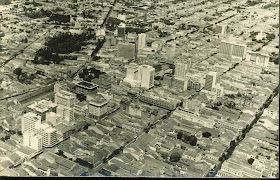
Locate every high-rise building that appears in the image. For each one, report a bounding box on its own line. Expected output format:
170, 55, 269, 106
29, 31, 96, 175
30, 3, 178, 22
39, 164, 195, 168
166, 43, 176, 60
220, 40, 247, 60
54, 81, 66, 94
175, 60, 191, 80
138, 33, 146, 50
123, 64, 155, 89
123, 63, 141, 87
141, 65, 155, 89
21, 112, 41, 134
173, 78, 188, 91
46, 112, 62, 126
215, 24, 227, 35
118, 42, 136, 60
23, 132, 43, 151
204, 72, 218, 91
212, 83, 224, 97
35, 123, 57, 148
55, 90, 76, 108
246, 51, 270, 67
56, 105, 74, 122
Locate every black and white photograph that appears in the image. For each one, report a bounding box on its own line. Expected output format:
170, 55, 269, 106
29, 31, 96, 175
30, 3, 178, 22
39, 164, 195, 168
0, 0, 279, 178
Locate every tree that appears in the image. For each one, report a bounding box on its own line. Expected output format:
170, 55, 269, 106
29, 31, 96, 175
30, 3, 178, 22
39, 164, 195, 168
13, 67, 23, 79
230, 140, 236, 147
266, 33, 276, 41
248, 158, 254, 165
153, 64, 162, 72
170, 151, 181, 162
189, 135, 197, 146
225, 101, 236, 109
182, 134, 190, 143
76, 93, 86, 102
202, 132, 212, 138
177, 131, 183, 140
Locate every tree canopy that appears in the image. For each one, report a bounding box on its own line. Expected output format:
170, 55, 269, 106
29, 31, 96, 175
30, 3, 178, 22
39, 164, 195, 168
202, 132, 212, 138
170, 151, 181, 162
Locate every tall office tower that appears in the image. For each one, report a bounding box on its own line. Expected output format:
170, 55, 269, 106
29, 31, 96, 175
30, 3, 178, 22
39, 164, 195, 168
123, 64, 155, 89
36, 123, 57, 147
215, 24, 227, 35
141, 65, 155, 89
220, 40, 247, 60
23, 132, 43, 151
204, 72, 218, 91
117, 23, 126, 39
123, 63, 142, 87
213, 83, 224, 97
246, 51, 270, 67
117, 42, 136, 60
55, 90, 76, 108
21, 112, 41, 134
166, 43, 176, 60
54, 81, 70, 94
56, 105, 74, 122
138, 33, 146, 50
174, 60, 192, 80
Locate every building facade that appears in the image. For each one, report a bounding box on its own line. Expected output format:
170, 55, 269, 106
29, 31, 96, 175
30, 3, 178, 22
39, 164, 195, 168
174, 61, 191, 80
220, 41, 247, 60
21, 112, 41, 134
245, 51, 270, 67
204, 72, 218, 91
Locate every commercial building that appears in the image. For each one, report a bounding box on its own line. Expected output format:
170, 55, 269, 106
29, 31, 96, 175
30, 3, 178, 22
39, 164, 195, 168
46, 112, 62, 126
212, 83, 224, 97
55, 90, 76, 108
27, 100, 57, 121
54, 81, 68, 94
21, 112, 41, 134
23, 132, 43, 152
74, 81, 98, 95
36, 123, 57, 148
220, 40, 247, 60
187, 76, 203, 91
173, 78, 188, 91
73, 101, 89, 119
123, 63, 141, 87
138, 33, 146, 50
166, 43, 176, 60
174, 60, 191, 80
56, 105, 74, 122
214, 24, 227, 35
88, 94, 110, 119
245, 51, 270, 67
140, 65, 155, 89
204, 72, 218, 91
123, 64, 155, 89
139, 92, 180, 110
118, 42, 136, 60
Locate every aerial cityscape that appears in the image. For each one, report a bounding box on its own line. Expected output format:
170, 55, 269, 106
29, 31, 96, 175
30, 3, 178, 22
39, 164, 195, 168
0, 0, 279, 177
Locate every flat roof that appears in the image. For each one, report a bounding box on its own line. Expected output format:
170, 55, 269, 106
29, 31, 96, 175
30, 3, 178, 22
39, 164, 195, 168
76, 81, 98, 89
